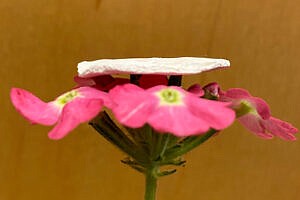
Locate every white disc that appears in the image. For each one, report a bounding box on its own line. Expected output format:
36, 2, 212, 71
77, 57, 230, 77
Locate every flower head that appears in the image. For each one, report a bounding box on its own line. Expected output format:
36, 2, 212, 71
10, 87, 109, 140
219, 88, 298, 140
108, 83, 235, 137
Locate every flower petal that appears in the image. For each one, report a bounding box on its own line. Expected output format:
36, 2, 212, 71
10, 88, 60, 125
219, 87, 297, 141
48, 98, 104, 140
220, 88, 271, 119
186, 94, 236, 130
109, 84, 156, 127
148, 106, 210, 136
250, 97, 271, 119
269, 117, 298, 134
262, 117, 297, 141
73, 76, 96, 87
147, 86, 235, 135
238, 114, 273, 139
76, 86, 111, 107
187, 84, 204, 97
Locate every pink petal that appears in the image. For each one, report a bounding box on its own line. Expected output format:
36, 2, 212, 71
238, 114, 273, 139
249, 97, 271, 119
187, 84, 204, 97
48, 98, 104, 140
109, 84, 156, 127
222, 88, 251, 99
10, 88, 61, 125
76, 86, 111, 107
186, 94, 236, 130
147, 86, 235, 135
138, 75, 168, 89
148, 105, 210, 136
262, 117, 297, 141
74, 76, 96, 87
269, 117, 298, 134
101, 77, 130, 91
220, 88, 271, 119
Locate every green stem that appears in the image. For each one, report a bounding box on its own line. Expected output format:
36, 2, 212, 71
159, 134, 170, 159
165, 129, 217, 160
144, 167, 158, 200
90, 112, 148, 164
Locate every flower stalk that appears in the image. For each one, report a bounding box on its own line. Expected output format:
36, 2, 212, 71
144, 165, 158, 200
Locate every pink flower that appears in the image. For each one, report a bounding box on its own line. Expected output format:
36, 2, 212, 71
219, 88, 298, 140
10, 87, 109, 140
108, 83, 235, 137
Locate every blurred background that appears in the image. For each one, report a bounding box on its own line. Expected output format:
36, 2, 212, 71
1, 0, 299, 199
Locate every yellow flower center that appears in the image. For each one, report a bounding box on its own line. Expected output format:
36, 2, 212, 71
56, 90, 79, 106
235, 100, 258, 117
156, 88, 184, 106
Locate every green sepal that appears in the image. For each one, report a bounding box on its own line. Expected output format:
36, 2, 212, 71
157, 169, 177, 177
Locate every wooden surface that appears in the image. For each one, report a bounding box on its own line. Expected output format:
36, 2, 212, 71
1, 0, 299, 199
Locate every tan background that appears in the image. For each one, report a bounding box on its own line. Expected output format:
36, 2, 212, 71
1, 0, 300, 199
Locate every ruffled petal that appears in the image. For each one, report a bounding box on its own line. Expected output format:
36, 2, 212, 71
10, 88, 61, 125
186, 94, 235, 130
146, 85, 235, 135
262, 117, 297, 141
269, 117, 298, 134
76, 86, 112, 107
148, 105, 210, 136
238, 114, 273, 139
220, 88, 271, 119
109, 84, 156, 128
48, 98, 104, 140
249, 97, 271, 119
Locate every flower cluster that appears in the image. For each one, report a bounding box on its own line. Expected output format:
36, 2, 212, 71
10, 58, 297, 141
